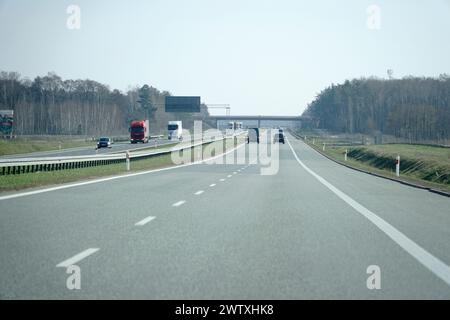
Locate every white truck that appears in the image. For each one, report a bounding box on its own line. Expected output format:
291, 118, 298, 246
168, 121, 183, 141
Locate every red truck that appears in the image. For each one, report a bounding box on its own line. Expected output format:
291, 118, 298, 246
129, 119, 150, 143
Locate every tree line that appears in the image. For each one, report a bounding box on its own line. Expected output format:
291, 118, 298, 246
0, 71, 212, 136
303, 75, 450, 143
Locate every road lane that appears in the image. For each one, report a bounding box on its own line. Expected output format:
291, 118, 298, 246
0, 146, 246, 298
73, 141, 450, 299
286, 136, 450, 287
0, 137, 449, 299
0, 139, 173, 159
286, 133, 450, 273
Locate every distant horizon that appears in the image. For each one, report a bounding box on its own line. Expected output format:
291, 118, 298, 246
1, 0, 450, 116
2, 69, 448, 117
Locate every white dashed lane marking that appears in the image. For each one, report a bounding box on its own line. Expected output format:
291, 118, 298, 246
135, 216, 156, 226
172, 200, 186, 207
56, 248, 100, 268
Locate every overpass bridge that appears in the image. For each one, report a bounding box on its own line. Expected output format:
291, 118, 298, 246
209, 115, 305, 128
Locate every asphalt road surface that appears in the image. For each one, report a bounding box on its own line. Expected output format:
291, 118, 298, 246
0, 138, 173, 159
0, 133, 449, 299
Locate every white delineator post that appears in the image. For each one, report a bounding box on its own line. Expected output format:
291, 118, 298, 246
323, 143, 326, 151
345, 149, 348, 161
395, 155, 400, 177
126, 150, 130, 171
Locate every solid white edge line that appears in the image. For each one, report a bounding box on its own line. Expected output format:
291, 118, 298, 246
194, 190, 204, 195
56, 248, 99, 268
286, 137, 450, 287
135, 216, 156, 226
172, 200, 186, 207
0, 142, 246, 201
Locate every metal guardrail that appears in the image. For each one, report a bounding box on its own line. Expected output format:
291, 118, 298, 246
0, 132, 247, 176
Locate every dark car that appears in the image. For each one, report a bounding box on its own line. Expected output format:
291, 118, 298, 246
97, 137, 112, 149
274, 133, 285, 144
247, 129, 260, 144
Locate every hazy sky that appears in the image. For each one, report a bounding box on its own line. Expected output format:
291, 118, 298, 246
1, 0, 450, 115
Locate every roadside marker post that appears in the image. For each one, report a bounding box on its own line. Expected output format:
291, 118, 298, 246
345, 149, 348, 161
395, 155, 400, 177
323, 143, 326, 151
126, 150, 130, 171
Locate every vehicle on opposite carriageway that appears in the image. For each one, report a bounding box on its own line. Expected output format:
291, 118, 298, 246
130, 120, 150, 144
96, 137, 113, 149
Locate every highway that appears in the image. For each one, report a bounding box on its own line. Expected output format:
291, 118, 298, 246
0, 132, 449, 299
0, 138, 173, 159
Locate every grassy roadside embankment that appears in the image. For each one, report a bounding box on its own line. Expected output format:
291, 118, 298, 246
0, 136, 244, 192
0, 137, 96, 156
293, 131, 450, 194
